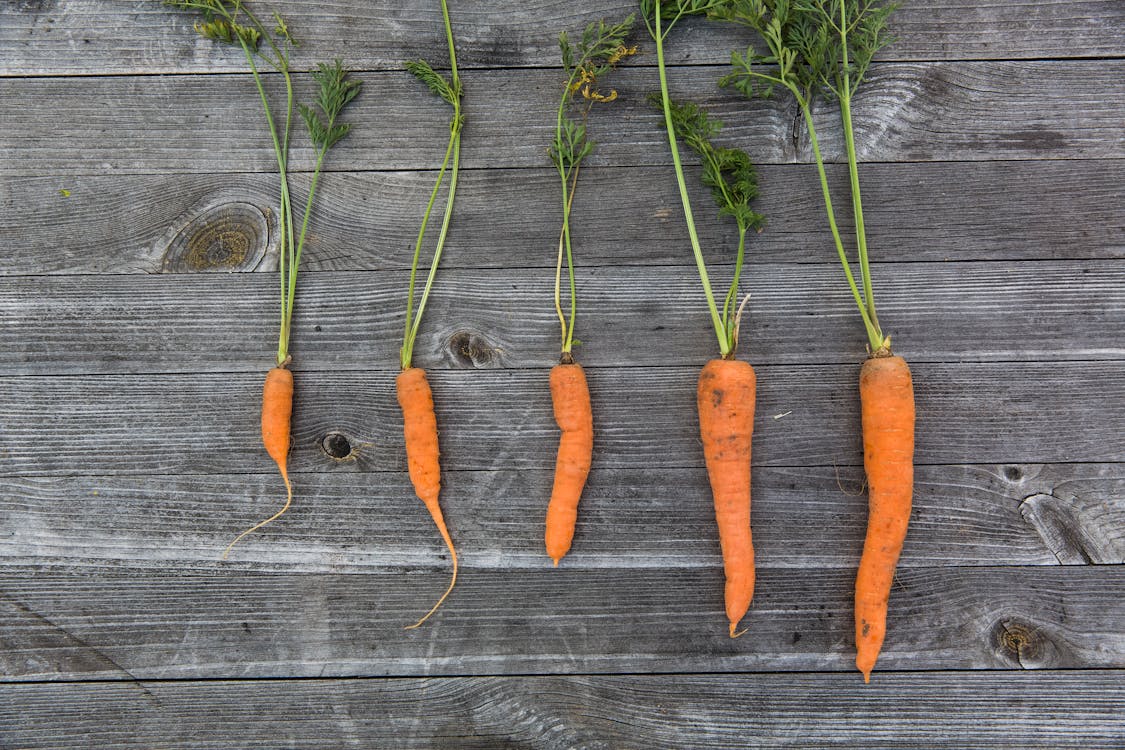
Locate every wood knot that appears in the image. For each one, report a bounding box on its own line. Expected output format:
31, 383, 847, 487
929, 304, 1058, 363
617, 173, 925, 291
991, 618, 1062, 669
446, 330, 501, 369
162, 202, 270, 272
320, 431, 355, 461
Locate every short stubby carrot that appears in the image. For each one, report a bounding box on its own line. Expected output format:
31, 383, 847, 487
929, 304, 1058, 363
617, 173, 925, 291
697, 358, 757, 637
223, 365, 294, 559
545, 362, 594, 566
855, 354, 915, 682
397, 367, 458, 629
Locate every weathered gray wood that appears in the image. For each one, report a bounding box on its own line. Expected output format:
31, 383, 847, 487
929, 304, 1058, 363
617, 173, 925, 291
2, 464, 1121, 571
4, 672, 1125, 749
3, 62, 1122, 176
0, 362, 1121, 477
3, 672, 1124, 750
2, 260, 1121, 375
3, 160, 1123, 276
1, 565, 1122, 679
3, 1, 1123, 76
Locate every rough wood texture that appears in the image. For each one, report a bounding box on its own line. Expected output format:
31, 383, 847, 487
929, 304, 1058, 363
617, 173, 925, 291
0, 362, 1122, 477
2, 260, 1122, 375
2, 62, 1123, 176
2, 1, 1122, 75
2, 672, 1124, 749
2, 464, 1121, 572
4, 160, 1123, 276
1, 566, 1122, 680
3, 0, 1123, 745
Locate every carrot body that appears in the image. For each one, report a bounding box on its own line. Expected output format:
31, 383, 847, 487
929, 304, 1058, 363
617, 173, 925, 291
697, 358, 757, 637
855, 354, 915, 682
545, 363, 594, 566
396, 367, 457, 628
223, 366, 294, 559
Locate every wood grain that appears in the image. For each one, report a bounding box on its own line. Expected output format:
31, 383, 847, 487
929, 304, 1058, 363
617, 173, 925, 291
2, 62, 1122, 176
2, 672, 1123, 749
0, 362, 1121, 477
1, 565, 1122, 680
2, 260, 1121, 375
3, 160, 1123, 276
2, 464, 1121, 572
2, 1, 1122, 76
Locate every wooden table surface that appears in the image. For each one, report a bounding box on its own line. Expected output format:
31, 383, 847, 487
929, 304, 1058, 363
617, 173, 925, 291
2, 1, 1124, 747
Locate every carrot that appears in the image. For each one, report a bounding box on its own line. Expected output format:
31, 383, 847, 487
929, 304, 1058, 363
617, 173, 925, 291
543, 17, 632, 565
646, 0, 766, 636
397, 367, 457, 629
545, 361, 595, 565
697, 358, 757, 637
223, 365, 294, 559
855, 353, 915, 682
396, 1, 463, 628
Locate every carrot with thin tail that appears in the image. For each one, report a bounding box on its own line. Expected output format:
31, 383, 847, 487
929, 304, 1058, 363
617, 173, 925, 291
544, 15, 635, 565
643, 0, 766, 636
713, 0, 913, 679
398, 0, 463, 628
164, 2, 361, 557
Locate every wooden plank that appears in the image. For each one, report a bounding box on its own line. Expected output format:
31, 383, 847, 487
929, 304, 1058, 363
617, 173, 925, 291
0, 565, 1122, 680
2, 464, 1121, 571
3, 672, 1123, 749
3, 1, 1123, 76
2, 260, 1121, 376
2, 62, 1122, 176
3, 161, 1123, 277
0, 362, 1121, 477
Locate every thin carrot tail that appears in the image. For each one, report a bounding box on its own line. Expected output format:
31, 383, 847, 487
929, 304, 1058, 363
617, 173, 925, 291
222, 464, 292, 560
405, 503, 458, 630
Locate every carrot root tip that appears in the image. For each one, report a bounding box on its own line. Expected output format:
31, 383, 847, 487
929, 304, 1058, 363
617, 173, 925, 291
729, 622, 748, 639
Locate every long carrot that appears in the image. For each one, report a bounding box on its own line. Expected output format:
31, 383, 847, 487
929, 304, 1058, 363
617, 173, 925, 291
223, 365, 294, 559
397, 367, 457, 629
855, 353, 914, 682
395, 0, 463, 628
545, 361, 595, 565
698, 358, 757, 637
644, 0, 766, 636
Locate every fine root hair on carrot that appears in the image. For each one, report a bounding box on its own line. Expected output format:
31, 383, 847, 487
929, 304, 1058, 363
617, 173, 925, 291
222, 474, 292, 561
404, 533, 458, 631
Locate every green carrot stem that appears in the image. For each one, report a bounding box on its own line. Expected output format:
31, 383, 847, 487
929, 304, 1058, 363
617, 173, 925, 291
403, 128, 457, 359
799, 100, 882, 351
654, 2, 729, 357
839, 82, 880, 337
405, 127, 462, 367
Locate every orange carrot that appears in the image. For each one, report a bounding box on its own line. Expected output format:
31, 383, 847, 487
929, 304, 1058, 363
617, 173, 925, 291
855, 353, 915, 682
223, 365, 293, 559
697, 358, 757, 637
545, 361, 594, 565
397, 367, 457, 628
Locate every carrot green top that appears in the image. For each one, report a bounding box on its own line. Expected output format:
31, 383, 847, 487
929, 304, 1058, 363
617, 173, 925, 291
164, 0, 360, 366
400, 0, 463, 371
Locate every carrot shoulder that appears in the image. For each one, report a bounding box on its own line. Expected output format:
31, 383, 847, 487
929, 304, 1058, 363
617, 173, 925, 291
855, 354, 915, 682
697, 358, 757, 637
223, 365, 294, 559
397, 367, 458, 628
545, 362, 594, 565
